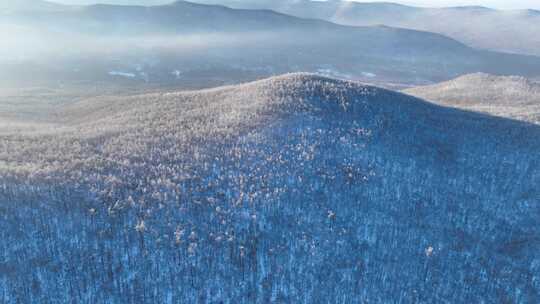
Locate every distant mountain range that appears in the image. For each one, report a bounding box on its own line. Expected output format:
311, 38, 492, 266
3, 73, 540, 302
7, 1, 330, 34
405, 73, 540, 123
3, 0, 540, 87
193, 0, 540, 56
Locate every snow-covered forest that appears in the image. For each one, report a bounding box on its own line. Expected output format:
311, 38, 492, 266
1, 74, 539, 303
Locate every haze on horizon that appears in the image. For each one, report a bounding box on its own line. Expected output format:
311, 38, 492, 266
50, 0, 540, 10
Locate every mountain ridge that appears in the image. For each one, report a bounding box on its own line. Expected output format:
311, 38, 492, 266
191, 0, 540, 56
4, 1, 540, 87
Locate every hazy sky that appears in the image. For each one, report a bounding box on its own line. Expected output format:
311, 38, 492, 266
52, 0, 540, 10
370, 0, 540, 9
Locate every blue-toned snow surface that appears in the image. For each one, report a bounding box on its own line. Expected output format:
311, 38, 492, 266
1, 74, 539, 303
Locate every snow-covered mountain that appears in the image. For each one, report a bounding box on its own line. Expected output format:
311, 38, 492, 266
2, 74, 539, 302
193, 0, 540, 57
405, 72, 540, 123
3, 1, 540, 87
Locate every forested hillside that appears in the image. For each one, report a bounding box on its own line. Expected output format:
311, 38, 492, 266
1, 74, 539, 303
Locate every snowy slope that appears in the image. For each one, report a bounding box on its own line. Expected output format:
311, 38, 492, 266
405, 72, 540, 123
1, 74, 540, 303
